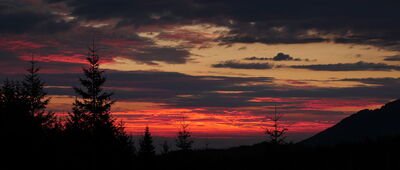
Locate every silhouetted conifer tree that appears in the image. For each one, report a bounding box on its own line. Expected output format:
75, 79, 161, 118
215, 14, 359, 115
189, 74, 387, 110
138, 126, 155, 158
22, 56, 56, 129
0, 80, 31, 167
0, 80, 28, 134
176, 120, 193, 151
0, 57, 56, 137
67, 41, 114, 130
265, 105, 287, 145
0, 58, 58, 168
21, 57, 64, 168
65, 39, 134, 169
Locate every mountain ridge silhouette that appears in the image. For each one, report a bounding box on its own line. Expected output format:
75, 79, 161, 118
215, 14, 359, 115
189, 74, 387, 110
301, 99, 400, 146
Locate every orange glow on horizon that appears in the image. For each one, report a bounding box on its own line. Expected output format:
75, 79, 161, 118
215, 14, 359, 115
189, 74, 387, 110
112, 109, 335, 138
47, 95, 383, 139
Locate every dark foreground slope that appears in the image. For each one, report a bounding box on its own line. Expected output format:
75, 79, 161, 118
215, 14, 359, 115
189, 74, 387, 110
151, 137, 400, 170
301, 99, 400, 146
148, 100, 400, 170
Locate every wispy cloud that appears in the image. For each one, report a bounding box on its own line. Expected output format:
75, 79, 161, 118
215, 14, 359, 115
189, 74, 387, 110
384, 55, 400, 61
291, 61, 400, 71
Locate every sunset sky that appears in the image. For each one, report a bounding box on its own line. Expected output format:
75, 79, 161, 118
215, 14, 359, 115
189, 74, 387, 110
1, 0, 400, 148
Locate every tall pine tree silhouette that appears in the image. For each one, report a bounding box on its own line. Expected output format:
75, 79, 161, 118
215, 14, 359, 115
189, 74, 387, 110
265, 105, 287, 145
0, 80, 28, 142
0, 57, 57, 168
21, 56, 60, 168
68, 41, 114, 130
22, 56, 55, 129
138, 126, 155, 158
0, 80, 31, 167
1, 56, 54, 133
65, 39, 134, 169
176, 118, 193, 152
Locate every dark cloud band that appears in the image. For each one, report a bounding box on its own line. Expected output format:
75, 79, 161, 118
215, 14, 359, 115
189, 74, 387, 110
212, 60, 274, 69
291, 61, 400, 71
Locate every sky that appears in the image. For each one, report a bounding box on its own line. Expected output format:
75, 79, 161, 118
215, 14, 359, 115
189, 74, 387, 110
1, 0, 400, 148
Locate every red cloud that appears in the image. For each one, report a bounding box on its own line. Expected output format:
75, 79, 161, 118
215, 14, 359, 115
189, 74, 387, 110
19, 54, 87, 64
0, 40, 47, 50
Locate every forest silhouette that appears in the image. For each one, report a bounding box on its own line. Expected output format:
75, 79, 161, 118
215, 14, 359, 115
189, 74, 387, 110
1, 41, 400, 170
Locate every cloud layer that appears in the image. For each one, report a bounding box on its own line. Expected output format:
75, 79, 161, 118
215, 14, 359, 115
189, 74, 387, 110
384, 55, 400, 61
291, 61, 400, 71
0, 0, 398, 51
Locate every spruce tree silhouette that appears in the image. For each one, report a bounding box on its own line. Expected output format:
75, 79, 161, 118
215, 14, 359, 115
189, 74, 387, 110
176, 118, 193, 152
0, 80, 30, 149
67, 41, 114, 130
0, 80, 30, 166
65, 39, 134, 169
22, 56, 56, 129
138, 126, 155, 158
265, 105, 287, 145
0, 58, 58, 168
21, 57, 59, 166
0, 80, 27, 131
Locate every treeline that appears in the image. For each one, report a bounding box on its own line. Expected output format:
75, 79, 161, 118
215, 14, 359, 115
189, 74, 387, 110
0, 43, 193, 169
0, 45, 134, 169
